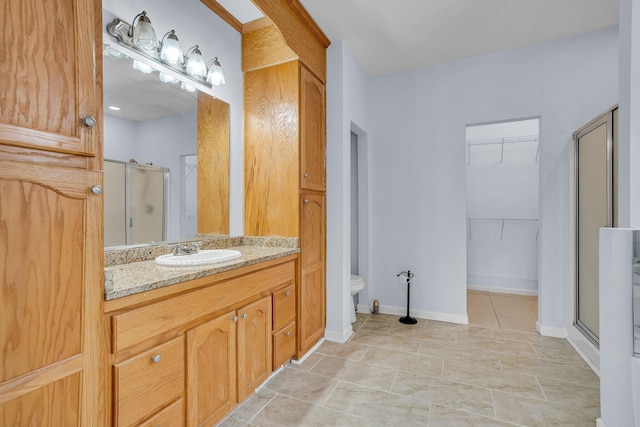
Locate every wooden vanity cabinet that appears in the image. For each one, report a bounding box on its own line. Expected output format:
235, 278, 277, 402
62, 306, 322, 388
105, 258, 296, 427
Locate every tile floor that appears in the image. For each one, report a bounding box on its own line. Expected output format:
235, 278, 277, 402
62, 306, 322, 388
219, 291, 600, 426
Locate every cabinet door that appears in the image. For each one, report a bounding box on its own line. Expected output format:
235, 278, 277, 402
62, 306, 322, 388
237, 297, 272, 401
299, 193, 326, 354
186, 311, 237, 427
1, 0, 97, 158
300, 66, 326, 191
0, 160, 103, 426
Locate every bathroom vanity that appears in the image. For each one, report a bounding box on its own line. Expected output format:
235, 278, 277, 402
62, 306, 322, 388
103, 238, 299, 426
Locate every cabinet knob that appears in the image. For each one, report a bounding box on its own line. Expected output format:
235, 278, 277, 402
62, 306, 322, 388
90, 185, 102, 195
304, 173, 309, 178
285, 331, 291, 336
242, 313, 248, 319
232, 316, 238, 322
151, 354, 161, 363
284, 291, 290, 297
80, 116, 97, 128
303, 199, 309, 204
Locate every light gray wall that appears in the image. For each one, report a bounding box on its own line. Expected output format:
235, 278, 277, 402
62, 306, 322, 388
325, 39, 370, 341
326, 27, 618, 333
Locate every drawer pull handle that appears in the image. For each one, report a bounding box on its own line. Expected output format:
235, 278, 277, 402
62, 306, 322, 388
151, 354, 161, 363
232, 316, 238, 322
285, 331, 291, 336
284, 291, 290, 297
242, 313, 248, 319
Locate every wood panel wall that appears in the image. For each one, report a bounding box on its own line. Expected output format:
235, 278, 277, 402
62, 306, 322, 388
197, 94, 230, 235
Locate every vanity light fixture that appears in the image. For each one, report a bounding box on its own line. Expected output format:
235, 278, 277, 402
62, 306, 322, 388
185, 45, 207, 80
130, 11, 159, 56
206, 57, 225, 86
181, 82, 197, 93
106, 12, 224, 94
160, 30, 183, 66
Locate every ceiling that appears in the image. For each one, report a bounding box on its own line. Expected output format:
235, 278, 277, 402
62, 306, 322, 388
298, 0, 619, 77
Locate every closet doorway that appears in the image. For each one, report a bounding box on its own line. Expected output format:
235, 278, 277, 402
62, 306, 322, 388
465, 118, 540, 329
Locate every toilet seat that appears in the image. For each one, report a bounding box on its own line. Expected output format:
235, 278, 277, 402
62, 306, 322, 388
351, 275, 365, 294
350, 275, 365, 323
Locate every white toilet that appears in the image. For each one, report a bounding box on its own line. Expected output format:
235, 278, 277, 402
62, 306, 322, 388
350, 274, 365, 323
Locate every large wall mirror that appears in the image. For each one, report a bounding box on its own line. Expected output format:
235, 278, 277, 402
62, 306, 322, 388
102, 0, 243, 248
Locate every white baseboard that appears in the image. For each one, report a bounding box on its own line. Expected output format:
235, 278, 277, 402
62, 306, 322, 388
290, 338, 324, 365
379, 304, 468, 325
467, 275, 537, 294
468, 284, 538, 296
537, 323, 569, 338
567, 324, 600, 374
356, 303, 371, 314
596, 418, 606, 427
324, 325, 353, 343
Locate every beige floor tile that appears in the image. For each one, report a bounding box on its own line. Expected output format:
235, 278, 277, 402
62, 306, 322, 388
353, 321, 392, 334
455, 324, 495, 337
360, 346, 443, 376
493, 391, 600, 426
251, 394, 367, 427
489, 294, 527, 306
417, 341, 502, 370
492, 301, 536, 317
231, 389, 277, 422
288, 352, 323, 372
317, 341, 369, 361
498, 353, 600, 389
532, 340, 587, 362
467, 311, 500, 328
537, 377, 600, 409
350, 331, 421, 353
309, 356, 397, 391
443, 360, 545, 400
323, 381, 431, 426
491, 329, 538, 342
391, 370, 495, 417
497, 315, 537, 333
427, 404, 514, 426
217, 416, 250, 427
456, 333, 538, 357
264, 368, 339, 405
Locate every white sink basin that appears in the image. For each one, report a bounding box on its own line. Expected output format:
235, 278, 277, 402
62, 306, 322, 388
155, 249, 242, 266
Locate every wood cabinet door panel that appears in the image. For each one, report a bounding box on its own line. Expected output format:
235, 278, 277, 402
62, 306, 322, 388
237, 297, 272, 401
0, 372, 81, 426
0, 159, 103, 427
0, 0, 96, 156
300, 66, 325, 191
186, 311, 236, 427
299, 266, 325, 352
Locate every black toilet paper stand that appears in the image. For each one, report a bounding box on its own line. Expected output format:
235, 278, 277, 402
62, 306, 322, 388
397, 270, 417, 324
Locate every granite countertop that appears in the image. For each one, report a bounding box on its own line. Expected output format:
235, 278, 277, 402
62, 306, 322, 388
104, 237, 299, 301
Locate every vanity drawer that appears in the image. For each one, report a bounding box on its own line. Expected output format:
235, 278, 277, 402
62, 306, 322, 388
138, 399, 184, 427
114, 337, 185, 427
273, 321, 296, 369
273, 284, 296, 330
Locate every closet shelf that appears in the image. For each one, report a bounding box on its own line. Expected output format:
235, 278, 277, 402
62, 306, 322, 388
466, 135, 539, 165
467, 217, 539, 241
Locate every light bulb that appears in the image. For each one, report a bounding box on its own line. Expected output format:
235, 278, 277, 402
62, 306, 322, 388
206, 57, 225, 86
185, 46, 207, 80
159, 73, 178, 84
181, 82, 197, 93
160, 30, 183, 66
132, 11, 159, 56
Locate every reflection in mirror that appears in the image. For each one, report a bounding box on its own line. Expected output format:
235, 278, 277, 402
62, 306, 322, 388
103, 45, 228, 247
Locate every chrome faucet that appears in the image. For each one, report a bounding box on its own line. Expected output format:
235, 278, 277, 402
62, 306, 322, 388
171, 241, 201, 256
